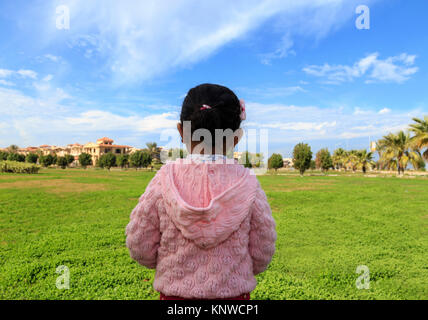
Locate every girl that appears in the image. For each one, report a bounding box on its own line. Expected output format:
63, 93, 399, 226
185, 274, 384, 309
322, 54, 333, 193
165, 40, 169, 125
125, 83, 276, 300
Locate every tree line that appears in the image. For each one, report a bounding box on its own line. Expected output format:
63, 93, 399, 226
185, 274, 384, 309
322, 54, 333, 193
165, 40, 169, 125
267, 116, 428, 175
0, 142, 160, 170
2, 116, 427, 174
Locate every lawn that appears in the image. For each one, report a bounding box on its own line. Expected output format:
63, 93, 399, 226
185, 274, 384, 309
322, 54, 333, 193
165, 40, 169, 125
0, 168, 427, 300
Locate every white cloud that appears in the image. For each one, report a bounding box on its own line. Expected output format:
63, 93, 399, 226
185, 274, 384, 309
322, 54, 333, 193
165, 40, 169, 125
303, 52, 418, 84
65, 110, 177, 132
0, 69, 14, 78
243, 102, 425, 143
0, 86, 178, 147
16, 70, 38, 79
40, 0, 375, 83
0, 87, 69, 117
249, 121, 336, 131
44, 54, 60, 62
260, 34, 295, 65
1, 86, 425, 151
0, 79, 15, 86
0, 68, 38, 80
378, 108, 391, 114
238, 86, 305, 98
42, 75, 53, 82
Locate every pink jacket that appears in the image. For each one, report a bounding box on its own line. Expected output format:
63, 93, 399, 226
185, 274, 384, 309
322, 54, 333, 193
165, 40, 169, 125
125, 158, 276, 299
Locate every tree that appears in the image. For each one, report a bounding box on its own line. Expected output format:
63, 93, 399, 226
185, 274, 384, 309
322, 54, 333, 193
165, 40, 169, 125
168, 148, 187, 160
142, 151, 152, 168
130, 151, 142, 169
409, 116, 428, 160
375, 142, 385, 170
315, 148, 333, 173
293, 143, 312, 176
268, 153, 283, 171
377, 131, 422, 174
345, 150, 359, 172
7, 145, 19, 153
253, 153, 263, 168
0, 151, 9, 161
116, 154, 129, 169
64, 154, 75, 166
414, 157, 426, 171
146, 142, 160, 160
26, 153, 38, 164
39, 154, 54, 167
310, 160, 316, 170
98, 153, 116, 170
57, 156, 68, 169
356, 149, 374, 174
332, 148, 347, 170
7, 153, 25, 162
78, 153, 92, 168
243, 151, 253, 168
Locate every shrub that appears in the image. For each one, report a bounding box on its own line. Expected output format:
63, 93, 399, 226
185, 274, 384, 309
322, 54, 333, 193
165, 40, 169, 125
293, 143, 312, 176
39, 154, 55, 167
0, 151, 8, 161
26, 153, 38, 164
98, 153, 116, 170
57, 156, 68, 169
116, 154, 129, 169
0, 161, 41, 174
315, 148, 333, 172
7, 153, 25, 162
268, 153, 284, 171
130, 150, 152, 169
78, 153, 92, 168
65, 154, 75, 166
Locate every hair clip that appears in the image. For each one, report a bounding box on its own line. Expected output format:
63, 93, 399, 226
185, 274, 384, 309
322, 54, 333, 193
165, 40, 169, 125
239, 99, 246, 121
200, 104, 212, 111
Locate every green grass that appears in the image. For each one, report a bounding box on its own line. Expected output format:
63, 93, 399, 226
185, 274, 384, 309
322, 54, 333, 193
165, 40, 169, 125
0, 168, 427, 300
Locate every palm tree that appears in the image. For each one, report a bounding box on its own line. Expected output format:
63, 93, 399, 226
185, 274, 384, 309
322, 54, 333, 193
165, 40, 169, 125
377, 131, 422, 174
332, 148, 347, 170
7, 144, 19, 153
146, 142, 160, 161
375, 141, 385, 170
409, 116, 428, 160
356, 149, 374, 173
345, 150, 359, 172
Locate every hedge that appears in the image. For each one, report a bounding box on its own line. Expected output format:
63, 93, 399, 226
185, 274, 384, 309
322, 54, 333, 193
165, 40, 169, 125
0, 161, 41, 174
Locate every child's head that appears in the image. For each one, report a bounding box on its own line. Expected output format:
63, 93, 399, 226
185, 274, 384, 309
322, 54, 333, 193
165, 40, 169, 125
178, 83, 244, 154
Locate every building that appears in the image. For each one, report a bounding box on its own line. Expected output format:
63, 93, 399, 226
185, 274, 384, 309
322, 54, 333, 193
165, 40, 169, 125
67, 143, 84, 157
83, 137, 132, 165
3, 138, 139, 166
283, 158, 294, 168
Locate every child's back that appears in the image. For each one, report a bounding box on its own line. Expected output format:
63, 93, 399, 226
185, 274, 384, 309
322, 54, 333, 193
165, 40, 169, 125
126, 84, 276, 299
126, 157, 276, 299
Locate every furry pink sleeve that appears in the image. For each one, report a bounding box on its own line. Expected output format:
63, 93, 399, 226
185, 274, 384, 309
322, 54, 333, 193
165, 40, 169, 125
125, 174, 161, 269
248, 185, 277, 275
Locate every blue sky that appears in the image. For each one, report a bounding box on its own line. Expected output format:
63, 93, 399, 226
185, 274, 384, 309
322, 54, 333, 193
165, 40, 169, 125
0, 0, 427, 157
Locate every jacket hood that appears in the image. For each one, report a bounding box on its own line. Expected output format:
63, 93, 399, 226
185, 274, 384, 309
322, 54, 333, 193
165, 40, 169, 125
160, 161, 259, 249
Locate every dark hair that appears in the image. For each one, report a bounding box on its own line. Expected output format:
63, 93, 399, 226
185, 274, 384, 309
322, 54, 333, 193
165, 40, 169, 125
180, 83, 241, 146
